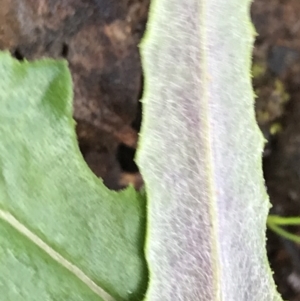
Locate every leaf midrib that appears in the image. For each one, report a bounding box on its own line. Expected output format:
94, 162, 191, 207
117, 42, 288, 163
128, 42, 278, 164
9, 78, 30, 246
0, 209, 116, 301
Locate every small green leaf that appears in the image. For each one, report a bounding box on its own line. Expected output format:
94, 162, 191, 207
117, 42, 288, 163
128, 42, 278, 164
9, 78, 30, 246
267, 215, 300, 244
0, 52, 147, 301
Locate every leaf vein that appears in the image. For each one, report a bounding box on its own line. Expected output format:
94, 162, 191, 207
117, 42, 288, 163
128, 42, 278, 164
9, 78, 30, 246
0, 209, 116, 301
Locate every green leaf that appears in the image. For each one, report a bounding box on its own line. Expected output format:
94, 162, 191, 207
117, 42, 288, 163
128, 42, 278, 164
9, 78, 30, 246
0, 52, 147, 301
137, 0, 283, 300
267, 215, 300, 244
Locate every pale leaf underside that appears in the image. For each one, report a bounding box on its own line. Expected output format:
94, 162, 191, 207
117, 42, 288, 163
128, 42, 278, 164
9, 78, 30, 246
138, 0, 283, 300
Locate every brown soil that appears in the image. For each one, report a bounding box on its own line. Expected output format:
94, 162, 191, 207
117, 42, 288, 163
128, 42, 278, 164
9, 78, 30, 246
0, 0, 149, 190
252, 0, 300, 299
1, 0, 300, 299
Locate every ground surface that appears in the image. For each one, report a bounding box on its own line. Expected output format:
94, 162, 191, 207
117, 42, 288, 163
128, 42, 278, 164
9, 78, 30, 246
252, 0, 300, 299
0, 0, 149, 190
1, 0, 300, 299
